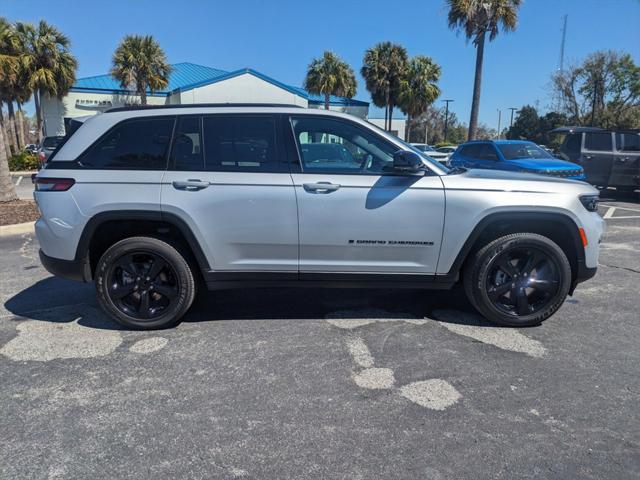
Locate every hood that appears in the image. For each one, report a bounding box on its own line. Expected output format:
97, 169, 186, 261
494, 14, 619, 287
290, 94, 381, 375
441, 168, 597, 195
508, 157, 581, 171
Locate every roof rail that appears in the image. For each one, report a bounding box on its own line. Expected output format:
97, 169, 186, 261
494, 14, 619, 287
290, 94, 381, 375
105, 103, 305, 113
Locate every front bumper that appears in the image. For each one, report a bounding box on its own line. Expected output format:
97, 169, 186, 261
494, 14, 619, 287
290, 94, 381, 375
569, 262, 597, 295
39, 249, 91, 282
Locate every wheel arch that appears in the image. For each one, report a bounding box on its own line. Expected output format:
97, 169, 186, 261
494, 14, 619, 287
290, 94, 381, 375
444, 211, 586, 285
76, 210, 210, 279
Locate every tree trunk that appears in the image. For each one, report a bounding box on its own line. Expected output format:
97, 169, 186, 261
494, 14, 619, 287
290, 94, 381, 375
8, 102, 21, 150
16, 104, 26, 147
406, 115, 411, 142
388, 105, 394, 133
0, 111, 11, 158
140, 86, 148, 105
325, 93, 330, 110
0, 124, 18, 202
385, 88, 390, 131
468, 31, 486, 141
34, 90, 43, 142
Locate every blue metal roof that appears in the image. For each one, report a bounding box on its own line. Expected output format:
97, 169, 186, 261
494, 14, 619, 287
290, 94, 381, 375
71, 62, 369, 106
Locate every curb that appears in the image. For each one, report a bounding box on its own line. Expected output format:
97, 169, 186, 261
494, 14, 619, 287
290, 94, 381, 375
10, 171, 38, 176
0, 221, 35, 237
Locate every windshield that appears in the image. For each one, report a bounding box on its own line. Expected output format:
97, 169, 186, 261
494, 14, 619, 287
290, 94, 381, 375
498, 143, 554, 160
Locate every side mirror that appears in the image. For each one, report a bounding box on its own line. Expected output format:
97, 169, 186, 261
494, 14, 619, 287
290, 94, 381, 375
393, 150, 424, 173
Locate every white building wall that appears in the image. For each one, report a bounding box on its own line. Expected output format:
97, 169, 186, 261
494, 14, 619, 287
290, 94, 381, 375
183, 73, 308, 107
368, 118, 407, 140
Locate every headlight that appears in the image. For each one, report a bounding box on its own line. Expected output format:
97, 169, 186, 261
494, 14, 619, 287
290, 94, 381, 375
579, 194, 599, 212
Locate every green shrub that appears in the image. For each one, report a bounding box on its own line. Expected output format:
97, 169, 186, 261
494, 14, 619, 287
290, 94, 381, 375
8, 151, 40, 171
434, 141, 455, 148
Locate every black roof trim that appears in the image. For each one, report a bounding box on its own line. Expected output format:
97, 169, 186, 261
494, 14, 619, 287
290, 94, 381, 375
549, 126, 604, 134
105, 103, 305, 113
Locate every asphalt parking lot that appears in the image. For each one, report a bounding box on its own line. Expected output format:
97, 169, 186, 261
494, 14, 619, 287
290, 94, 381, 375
1, 196, 639, 479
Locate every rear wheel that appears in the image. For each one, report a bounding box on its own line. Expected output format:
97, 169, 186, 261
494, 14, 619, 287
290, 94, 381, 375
464, 233, 571, 327
96, 237, 196, 329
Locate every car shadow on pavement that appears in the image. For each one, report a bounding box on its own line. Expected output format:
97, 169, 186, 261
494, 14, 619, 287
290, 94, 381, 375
4, 277, 491, 330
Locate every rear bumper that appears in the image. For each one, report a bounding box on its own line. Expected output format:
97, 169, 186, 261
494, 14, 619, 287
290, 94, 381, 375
39, 249, 91, 282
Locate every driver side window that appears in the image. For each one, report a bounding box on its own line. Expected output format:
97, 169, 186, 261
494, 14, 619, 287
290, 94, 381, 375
291, 117, 396, 174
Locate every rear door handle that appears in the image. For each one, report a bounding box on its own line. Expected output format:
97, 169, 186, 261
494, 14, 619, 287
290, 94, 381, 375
172, 179, 210, 191
303, 182, 341, 194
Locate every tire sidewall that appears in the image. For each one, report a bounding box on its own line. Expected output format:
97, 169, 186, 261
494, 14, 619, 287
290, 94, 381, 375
473, 235, 571, 327
96, 237, 195, 329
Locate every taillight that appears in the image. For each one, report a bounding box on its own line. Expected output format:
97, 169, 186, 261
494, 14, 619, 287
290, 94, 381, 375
35, 177, 75, 191
38, 151, 46, 162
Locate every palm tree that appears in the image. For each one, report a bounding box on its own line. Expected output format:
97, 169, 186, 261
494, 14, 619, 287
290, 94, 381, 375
361, 42, 409, 131
111, 35, 172, 105
16, 20, 77, 141
304, 51, 357, 110
0, 17, 19, 201
447, 0, 521, 140
398, 56, 441, 141
0, 17, 21, 153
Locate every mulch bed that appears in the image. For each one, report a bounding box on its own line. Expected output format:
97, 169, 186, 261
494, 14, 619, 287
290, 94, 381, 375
0, 200, 40, 226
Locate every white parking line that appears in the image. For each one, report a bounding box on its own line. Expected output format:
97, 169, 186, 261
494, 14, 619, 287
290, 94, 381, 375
15, 176, 23, 186
603, 207, 616, 219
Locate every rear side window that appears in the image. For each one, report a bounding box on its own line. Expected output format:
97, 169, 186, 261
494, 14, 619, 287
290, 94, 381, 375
459, 144, 482, 157
615, 133, 640, 152
584, 132, 612, 152
202, 115, 283, 172
79, 117, 174, 170
171, 116, 204, 170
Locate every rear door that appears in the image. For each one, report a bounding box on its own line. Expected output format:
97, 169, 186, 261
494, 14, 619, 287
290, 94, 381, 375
288, 115, 445, 275
611, 132, 640, 190
453, 144, 483, 168
160, 114, 298, 274
581, 132, 614, 186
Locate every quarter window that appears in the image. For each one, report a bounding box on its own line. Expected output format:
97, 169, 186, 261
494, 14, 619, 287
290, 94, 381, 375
584, 132, 612, 152
615, 133, 640, 152
202, 115, 282, 172
80, 117, 174, 169
291, 117, 396, 174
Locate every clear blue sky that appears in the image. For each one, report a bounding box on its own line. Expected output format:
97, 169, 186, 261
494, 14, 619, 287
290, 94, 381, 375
3, 0, 639, 128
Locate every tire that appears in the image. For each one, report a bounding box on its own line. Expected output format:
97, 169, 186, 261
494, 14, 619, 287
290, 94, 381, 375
463, 233, 571, 327
96, 236, 196, 330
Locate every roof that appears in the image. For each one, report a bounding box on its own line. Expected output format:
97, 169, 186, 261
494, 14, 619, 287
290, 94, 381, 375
549, 126, 604, 134
71, 62, 368, 106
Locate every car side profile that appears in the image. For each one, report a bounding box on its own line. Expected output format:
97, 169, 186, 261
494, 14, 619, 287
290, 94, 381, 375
35, 105, 603, 330
449, 140, 586, 180
552, 126, 640, 193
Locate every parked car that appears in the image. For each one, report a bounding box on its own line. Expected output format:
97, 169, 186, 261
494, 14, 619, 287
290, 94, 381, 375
24, 143, 38, 154
449, 140, 586, 180
37, 136, 66, 163
552, 127, 640, 193
35, 104, 602, 330
410, 143, 449, 164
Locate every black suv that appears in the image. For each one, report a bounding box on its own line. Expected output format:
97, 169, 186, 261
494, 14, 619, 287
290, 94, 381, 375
553, 127, 640, 193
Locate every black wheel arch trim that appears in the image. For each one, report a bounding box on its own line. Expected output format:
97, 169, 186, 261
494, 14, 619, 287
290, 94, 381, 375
440, 211, 588, 284
74, 210, 210, 279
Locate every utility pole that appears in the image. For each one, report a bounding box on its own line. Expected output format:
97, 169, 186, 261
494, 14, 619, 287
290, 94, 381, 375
442, 99, 454, 142
559, 14, 568, 73
508, 107, 518, 139
496, 109, 502, 139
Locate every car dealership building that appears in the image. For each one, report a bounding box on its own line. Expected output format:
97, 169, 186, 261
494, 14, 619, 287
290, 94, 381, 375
41, 62, 370, 136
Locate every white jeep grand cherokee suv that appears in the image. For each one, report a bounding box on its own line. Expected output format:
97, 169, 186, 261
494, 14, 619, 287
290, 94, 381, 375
35, 104, 603, 329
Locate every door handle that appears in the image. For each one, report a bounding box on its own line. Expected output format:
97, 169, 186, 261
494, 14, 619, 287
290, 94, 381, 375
618, 157, 628, 163
583, 155, 593, 160
172, 179, 210, 191
303, 182, 341, 194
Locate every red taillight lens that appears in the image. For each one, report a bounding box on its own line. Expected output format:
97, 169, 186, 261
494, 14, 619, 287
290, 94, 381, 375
38, 151, 46, 162
35, 177, 75, 192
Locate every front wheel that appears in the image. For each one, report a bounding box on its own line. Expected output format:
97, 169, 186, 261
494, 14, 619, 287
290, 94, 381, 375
96, 236, 196, 329
463, 233, 572, 327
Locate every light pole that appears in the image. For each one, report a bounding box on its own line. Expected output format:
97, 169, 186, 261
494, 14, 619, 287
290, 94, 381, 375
442, 99, 454, 142
508, 107, 518, 139
496, 109, 502, 139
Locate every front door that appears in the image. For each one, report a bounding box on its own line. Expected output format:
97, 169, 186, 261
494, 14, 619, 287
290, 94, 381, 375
288, 115, 445, 275
161, 114, 298, 273
581, 132, 614, 186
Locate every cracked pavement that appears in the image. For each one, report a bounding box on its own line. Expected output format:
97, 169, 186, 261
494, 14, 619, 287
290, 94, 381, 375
1, 197, 639, 479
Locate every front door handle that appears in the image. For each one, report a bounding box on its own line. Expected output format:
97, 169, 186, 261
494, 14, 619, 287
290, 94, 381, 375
172, 179, 210, 191
303, 182, 341, 194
